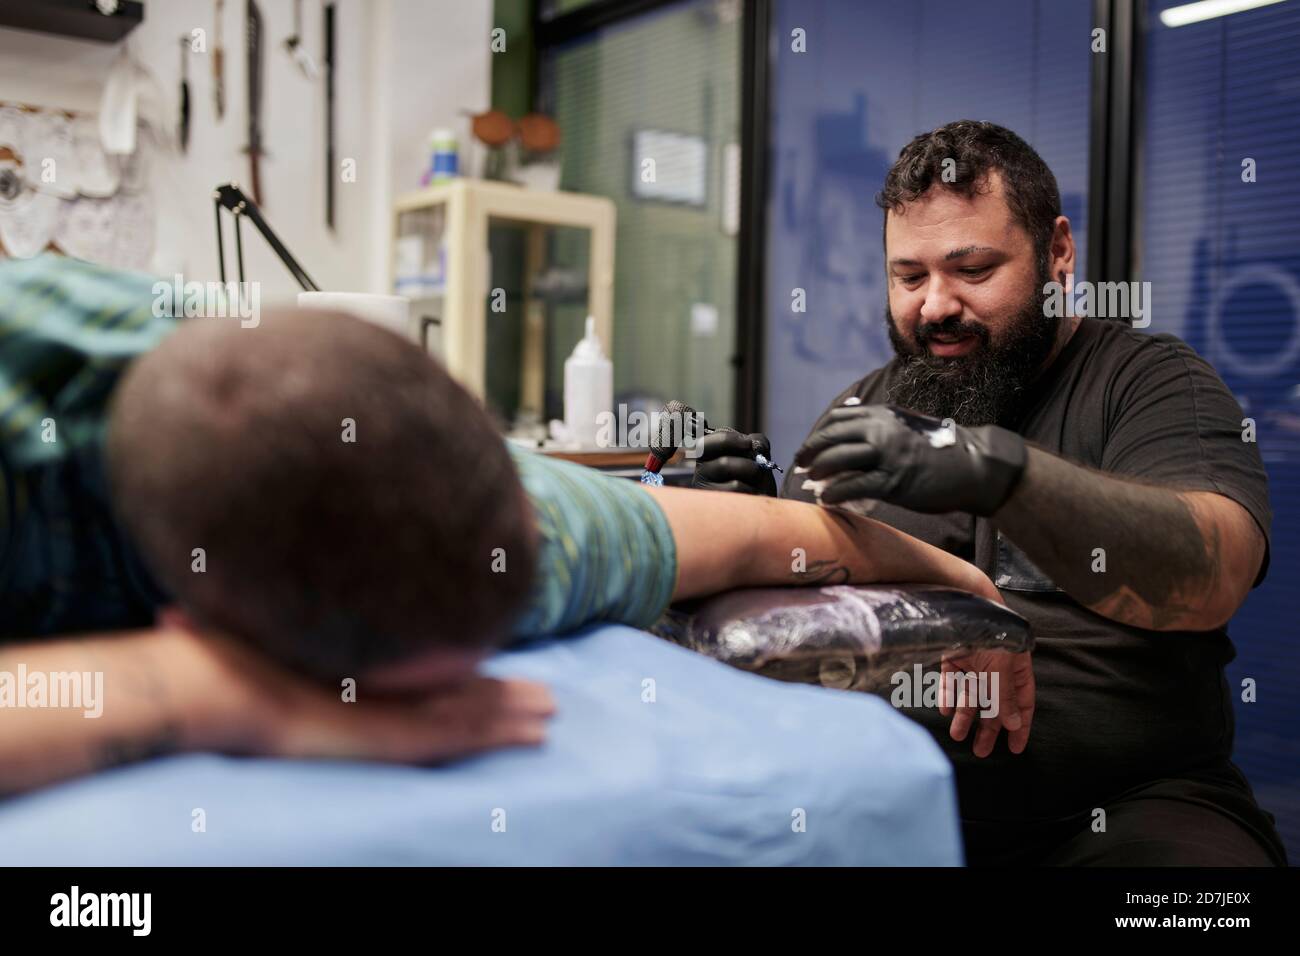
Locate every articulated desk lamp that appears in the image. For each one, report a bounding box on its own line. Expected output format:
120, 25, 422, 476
213, 181, 319, 291
212, 182, 427, 346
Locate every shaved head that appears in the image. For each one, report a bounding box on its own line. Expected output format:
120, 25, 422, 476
106, 308, 536, 680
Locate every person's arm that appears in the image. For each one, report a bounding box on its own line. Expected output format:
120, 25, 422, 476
647, 484, 1003, 604
509, 446, 1004, 640
795, 389, 1268, 633
990, 446, 1264, 631
0, 625, 553, 797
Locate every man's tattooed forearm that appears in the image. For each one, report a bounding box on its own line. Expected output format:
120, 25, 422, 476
1090, 498, 1222, 629
995, 448, 1226, 629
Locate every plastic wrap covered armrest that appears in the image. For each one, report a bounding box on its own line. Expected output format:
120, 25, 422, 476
652, 584, 1031, 693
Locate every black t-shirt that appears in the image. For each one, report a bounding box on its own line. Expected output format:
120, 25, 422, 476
782, 316, 1272, 826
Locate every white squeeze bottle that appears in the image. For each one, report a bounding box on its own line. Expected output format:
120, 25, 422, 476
564, 316, 613, 448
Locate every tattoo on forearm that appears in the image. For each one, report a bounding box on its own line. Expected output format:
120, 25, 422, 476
1090, 492, 1215, 628
995, 448, 1223, 630
793, 559, 850, 586
91, 722, 184, 773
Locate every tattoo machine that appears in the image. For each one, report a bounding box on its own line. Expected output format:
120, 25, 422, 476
641, 400, 783, 486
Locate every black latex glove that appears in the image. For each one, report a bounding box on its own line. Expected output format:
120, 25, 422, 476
691, 428, 779, 497
793, 404, 1026, 516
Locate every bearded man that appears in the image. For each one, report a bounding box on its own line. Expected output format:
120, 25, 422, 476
692, 120, 1283, 867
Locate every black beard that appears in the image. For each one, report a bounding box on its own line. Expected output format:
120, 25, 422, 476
884, 269, 1060, 427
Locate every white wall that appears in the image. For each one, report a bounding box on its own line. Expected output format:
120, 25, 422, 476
0, 0, 493, 301
366, 0, 495, 297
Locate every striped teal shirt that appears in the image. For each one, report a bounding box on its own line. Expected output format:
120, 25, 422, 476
0, 255, 177, 635
508, 447, 677, 637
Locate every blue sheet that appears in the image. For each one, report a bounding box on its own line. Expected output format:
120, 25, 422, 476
0, 624, 962, 865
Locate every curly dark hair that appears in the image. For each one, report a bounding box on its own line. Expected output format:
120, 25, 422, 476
876, 120, 1062, 268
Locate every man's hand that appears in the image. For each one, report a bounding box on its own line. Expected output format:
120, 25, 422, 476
691, 428, 778, 497
938, 648, 1035, 757
182, 627, 556, 765
793, 404, 1026, 516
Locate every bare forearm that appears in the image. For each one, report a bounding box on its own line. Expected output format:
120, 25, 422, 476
992, 445, 1245, 630
646, 485, 999, 602
0, 629, 214, 796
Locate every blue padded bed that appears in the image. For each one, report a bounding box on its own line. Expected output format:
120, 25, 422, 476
0, 624, 962, 865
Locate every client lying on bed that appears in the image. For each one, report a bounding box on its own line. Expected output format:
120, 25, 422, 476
0, 255, 1012, 796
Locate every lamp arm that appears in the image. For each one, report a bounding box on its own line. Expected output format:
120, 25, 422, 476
213, 182, 320, 292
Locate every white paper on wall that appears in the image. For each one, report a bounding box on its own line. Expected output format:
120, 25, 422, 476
0, 185, 60, 258
0, 101, 153, 264
28, 111, 78, 199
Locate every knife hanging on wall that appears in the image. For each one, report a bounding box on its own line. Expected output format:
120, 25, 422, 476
178, 36, 190, 153
244, 0, 265, 205
284, 0, 318, 78
325, 1, 336, 229
213, 0, 225, 120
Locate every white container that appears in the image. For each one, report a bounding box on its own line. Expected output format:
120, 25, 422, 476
563, 316, 613, 449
